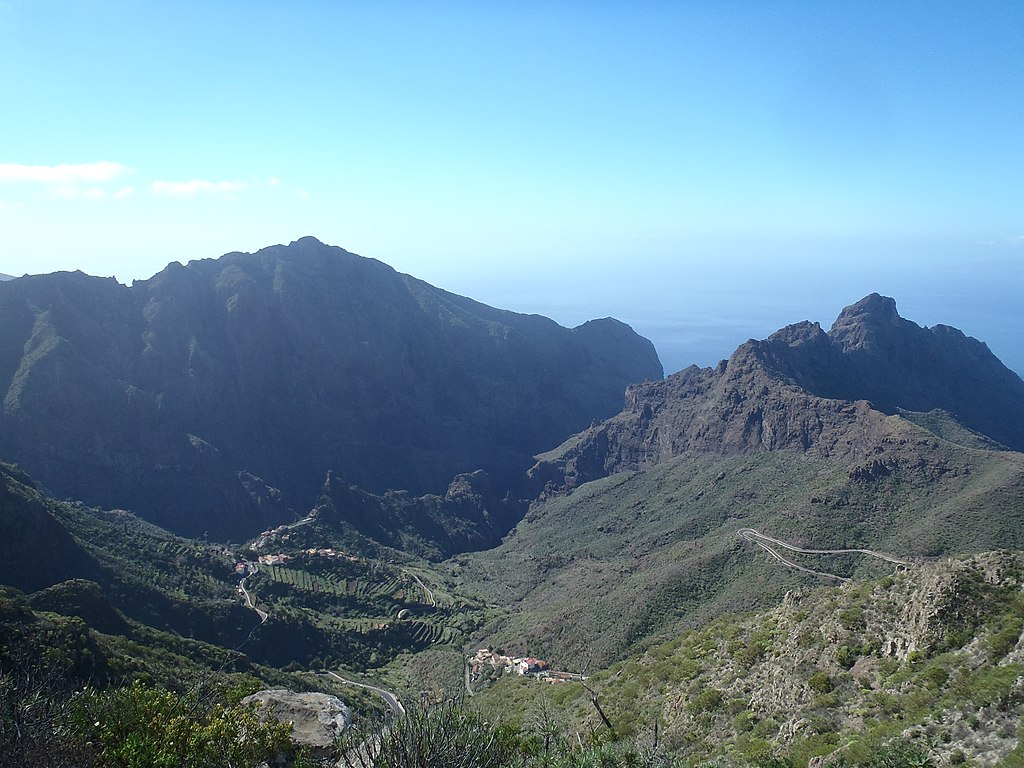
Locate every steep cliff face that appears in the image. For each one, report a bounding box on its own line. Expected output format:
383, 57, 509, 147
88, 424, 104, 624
0, 238, 662, 539
773, 294, 1024, 450
531, 294, 1024, 494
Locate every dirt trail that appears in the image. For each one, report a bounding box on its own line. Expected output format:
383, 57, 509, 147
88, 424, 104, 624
402, 569, 436, 607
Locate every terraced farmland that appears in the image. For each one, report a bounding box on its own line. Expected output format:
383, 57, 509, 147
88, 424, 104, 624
243, 551, 491, 664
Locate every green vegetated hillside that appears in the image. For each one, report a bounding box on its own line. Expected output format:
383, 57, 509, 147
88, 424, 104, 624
0, 460, 491, 675
2, 283, 1024, 766
455, 409, 1024, 670
470, 552, 1024, 767
452, 296, 1024, 671
0, 462, 276, 677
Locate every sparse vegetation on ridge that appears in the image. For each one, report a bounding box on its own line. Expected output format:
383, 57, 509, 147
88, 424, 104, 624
468, 553, 1024, 767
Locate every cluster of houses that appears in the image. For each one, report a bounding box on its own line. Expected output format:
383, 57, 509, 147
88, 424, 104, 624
257, 553, 291, 566
468, 648, 585, 685
469, 648, 549, 676
230, 544, 365, 581
253, 523, 295, 549
301, 547, 361, 562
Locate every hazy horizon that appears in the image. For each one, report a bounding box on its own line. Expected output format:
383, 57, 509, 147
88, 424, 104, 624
2, 237, 1020, 380
1, 2, 1021, 377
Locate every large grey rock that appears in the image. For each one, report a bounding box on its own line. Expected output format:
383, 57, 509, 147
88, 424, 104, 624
242, 688, 351, 750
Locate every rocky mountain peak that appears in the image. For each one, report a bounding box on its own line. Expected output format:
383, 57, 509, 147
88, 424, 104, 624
828, 292, 914, 354
530, 293, 1024, 496
831, 291, 899, 327
290, 235, 326, 248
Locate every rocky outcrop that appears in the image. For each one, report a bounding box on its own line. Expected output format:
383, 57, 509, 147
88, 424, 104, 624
798, 294, 1024, 450
241, 689, 351, 757
531, 295, 1024, 495
644, 553, 1024, 766
287, 468, 527, 560
0, 238, 662, 540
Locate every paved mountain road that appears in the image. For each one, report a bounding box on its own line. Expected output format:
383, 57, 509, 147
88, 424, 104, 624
238, 562, 269, 623
324, 671, 406, 718
738, 528, 908, 582
235, 560, 406, 722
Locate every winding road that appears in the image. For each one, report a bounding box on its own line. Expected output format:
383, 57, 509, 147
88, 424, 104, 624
402, 569, 436, 607
738, 528, 907, 582
324, 671, 406, 718
237, 562, 269, 623
235, 558, 406, 722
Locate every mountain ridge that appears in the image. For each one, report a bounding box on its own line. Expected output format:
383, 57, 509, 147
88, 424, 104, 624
530, 294, 1024, 497
454, 294, 1024, 668
0, 237, 662, 540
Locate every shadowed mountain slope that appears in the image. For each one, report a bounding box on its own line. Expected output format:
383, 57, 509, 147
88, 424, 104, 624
0, 237, 661, 539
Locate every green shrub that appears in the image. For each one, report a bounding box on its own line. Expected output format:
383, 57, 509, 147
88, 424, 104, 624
839, 607, 865, 631
752, 718, 780, 739
687, 688, 725, 715
808, 672, 833, 695
919, 664, 949, 690
67, 681, 294, 768
733, 710, 757, 733
836, 646, 857, 670
986, 615, 1024, 660
355, 700, 526, 768
833, 740, 934, 768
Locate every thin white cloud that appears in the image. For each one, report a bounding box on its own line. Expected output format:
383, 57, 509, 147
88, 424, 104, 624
114, 186, 136, 199
51, 186, 109, 200
979, 234, 1024, 248
150, 179, 249, 197
0, 161, 129, 184
0, 198, 24, 210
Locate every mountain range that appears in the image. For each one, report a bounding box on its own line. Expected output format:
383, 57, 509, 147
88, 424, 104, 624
2, 239, 1023, 766
529, 292, 1024, 495
0, 237, 660, 540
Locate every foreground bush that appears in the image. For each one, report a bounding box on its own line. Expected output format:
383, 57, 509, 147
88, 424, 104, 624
67, 681, 296, 768
2, 676, 295, 768
340, 698, 682, 768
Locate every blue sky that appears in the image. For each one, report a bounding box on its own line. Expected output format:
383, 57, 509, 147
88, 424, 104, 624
1, 1, 1022, 373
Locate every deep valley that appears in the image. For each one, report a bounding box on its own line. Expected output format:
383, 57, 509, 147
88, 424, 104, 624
1, 240, 1022, 767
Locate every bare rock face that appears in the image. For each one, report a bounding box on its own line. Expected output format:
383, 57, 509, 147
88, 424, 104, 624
530, 294, 1024, 496
242, 688, 351, 752
821, 294, 1024, 450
